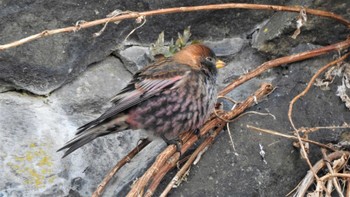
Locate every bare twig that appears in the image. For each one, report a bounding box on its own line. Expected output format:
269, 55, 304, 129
325, 179, 333, 197
285, 52, 350, 196
156, 83, 274, 196
347, 179, 350, 197
219, 38, 350, 96
321, 148, 344, 197
144, 131, 212, 197
293, 151, 350, 197
288, 52, 350, 130
160, 126, 224, 197
92, 139, 151, 197
94, 40, 349, 196
126, 144, 178, 197
247, 125, 336, 151
125, 83, 273, 196
320, 173, 350, 181
145, 152, 181, 197
234, 111, 276, 121
123, 16, 147, 42
301, 124, 350, 134
1, 3, 349, 51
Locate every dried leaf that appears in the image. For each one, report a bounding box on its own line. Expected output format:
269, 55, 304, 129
332, 154, 348, 172
307, 191, 320, 197
314, 78, 331, 90
93, 9, 126, 37
337, 81, 350, 109
336, 63, 350, 109
150, 31, 169, 57
292, 8, 307, 39
106, 9, 128, 25
107, 9, 123, 18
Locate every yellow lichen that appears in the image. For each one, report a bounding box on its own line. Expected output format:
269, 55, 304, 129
6, 141, 57, 188
29, 143, 37, 148
38, 156, 53, 167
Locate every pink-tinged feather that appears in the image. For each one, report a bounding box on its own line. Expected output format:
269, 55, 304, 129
58, 44, 220, 157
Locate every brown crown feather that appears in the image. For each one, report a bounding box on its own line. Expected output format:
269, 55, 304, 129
173, 44, 214, 69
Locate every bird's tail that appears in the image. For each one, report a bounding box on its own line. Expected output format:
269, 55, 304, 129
57, 116, 129, 158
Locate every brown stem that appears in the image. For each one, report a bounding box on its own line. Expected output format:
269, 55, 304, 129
288, 52, 350, 130
126, 144, 177, 197
219, 38, 350, 96
247, 125, 335, 151
346, 178, 350, 197
321, 149, 344, 197
159, 126, 224, 197
92, 139, 151, 197
1, 3, 349, 51
320, 173, 350, 181
286, 51, 350, 190
144, 131, 210, 197
293, 151, 350, 197
143, 83, 273, 196
282, 47, 350, 197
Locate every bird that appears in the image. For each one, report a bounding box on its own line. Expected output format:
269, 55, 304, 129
58, 44, 225, 158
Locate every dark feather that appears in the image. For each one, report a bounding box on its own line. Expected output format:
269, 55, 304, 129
58, 44, 219, 157
75, 62, 191, 135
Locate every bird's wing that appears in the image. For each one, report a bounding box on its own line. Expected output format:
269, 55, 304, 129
76, 59, 191, 134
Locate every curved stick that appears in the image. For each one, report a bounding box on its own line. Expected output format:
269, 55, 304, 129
1, 3, 349, 51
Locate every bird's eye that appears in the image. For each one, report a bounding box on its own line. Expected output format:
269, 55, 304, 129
205, 57, 214, 62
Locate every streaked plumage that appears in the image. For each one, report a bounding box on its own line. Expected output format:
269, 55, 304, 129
58, 44, 224, 158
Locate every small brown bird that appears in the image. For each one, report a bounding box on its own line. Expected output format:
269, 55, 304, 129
58, 44, 225, 157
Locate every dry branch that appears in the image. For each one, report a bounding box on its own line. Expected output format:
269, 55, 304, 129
159, 84, 273, 196
94, 40, 349, 195
126, 83, 273, 196
293, 151, 350, 197
126, 145, 178, 197
92, 139, 151, 197
288, 52, 350, 130
1, 3, 349, 51
284, 52, 350, 194
219, 38, 350, 96
6, 2, 346, 196
247, 125, 336, 151
159, 126, 224, 197
347, 180, 350, 197
321, 149, 344, 197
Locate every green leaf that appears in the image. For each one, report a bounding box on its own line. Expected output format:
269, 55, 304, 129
150, 26, 193, 58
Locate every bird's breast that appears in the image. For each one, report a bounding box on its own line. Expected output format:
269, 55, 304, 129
127, 72, 218, 140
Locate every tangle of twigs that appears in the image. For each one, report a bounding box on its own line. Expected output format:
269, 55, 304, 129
3, 2, 349, 196
1, 3, 349, 51
87, 4, 349, 196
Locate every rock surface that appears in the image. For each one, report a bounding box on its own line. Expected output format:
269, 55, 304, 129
0, 0, 285, 95
0, 0, 349, 196
0, 57, 168, 196
161, 47, 350, 196
252, 0, 350, 56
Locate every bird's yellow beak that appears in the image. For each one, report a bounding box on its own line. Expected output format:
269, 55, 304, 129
215, 59, 226, 69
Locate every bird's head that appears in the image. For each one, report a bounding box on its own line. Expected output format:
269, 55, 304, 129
173, 44, 225, 74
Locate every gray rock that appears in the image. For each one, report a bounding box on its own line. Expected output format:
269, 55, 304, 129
161, 46, 350, 197
217, 44, 272, 103
0, 0, 286, 95
1, 0, 349, 196
252, 0, 350, 56
115, 45, 151, 73
204, 37, 247, 57
0, 56, 165, 196
51, 56, 132, 117
115, 37, 248, 74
